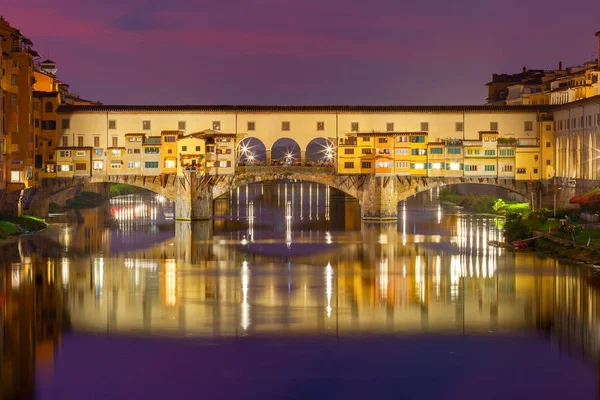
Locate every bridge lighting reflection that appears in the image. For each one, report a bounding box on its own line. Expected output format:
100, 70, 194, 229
378, 234, 388, 245
325, 262, 333, 318
247, 201, 255, 242
165, 259, 177, 307
325, 231, 332, 244
93, 258, 104, 297
156, 194, 166, 203
241, 261, 250, 330
61, 258, 69, 288
378, 258, 389, 300
11, 263, 21, 290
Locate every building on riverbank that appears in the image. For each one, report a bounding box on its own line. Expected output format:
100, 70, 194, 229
0, 17, 97, 193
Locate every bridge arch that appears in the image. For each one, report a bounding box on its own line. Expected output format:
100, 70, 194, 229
269, 138, 301, 166
305, 137, 335, 165
396, 178, 534, 205
237, 137, 267, 165
26, 175, 181, 217
211, 168, 359, 201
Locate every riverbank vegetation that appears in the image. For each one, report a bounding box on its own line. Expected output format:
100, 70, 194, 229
0, 215, 47, 240
439, 188, 530, 216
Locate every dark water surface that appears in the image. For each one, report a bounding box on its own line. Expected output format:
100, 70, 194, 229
1, 182, 599, 399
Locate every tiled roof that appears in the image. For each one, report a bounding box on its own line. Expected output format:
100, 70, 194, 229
57, 104, 553, 113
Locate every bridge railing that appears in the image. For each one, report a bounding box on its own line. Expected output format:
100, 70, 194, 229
235, 166, 336, 174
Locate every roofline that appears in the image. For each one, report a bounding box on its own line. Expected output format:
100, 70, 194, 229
56, 104, 553, 113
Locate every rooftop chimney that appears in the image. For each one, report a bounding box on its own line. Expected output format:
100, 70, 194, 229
39, 59, 56, 76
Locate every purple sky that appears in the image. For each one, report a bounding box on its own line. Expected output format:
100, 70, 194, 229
4, 0, 600, 105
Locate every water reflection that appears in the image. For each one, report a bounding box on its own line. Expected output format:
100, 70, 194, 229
1, 186, 600, 398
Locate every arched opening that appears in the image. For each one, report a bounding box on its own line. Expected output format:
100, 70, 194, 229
305, 138, 335, 167
213, 179, 360, 236
237, 137, 267, 166
270, 138, 301, 166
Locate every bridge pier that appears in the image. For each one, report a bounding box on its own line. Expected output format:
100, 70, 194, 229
360, 176, 400, 221
175, 171, 213, 221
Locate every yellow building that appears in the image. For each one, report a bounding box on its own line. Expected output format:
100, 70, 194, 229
0, 18, 37, 189
443, 139, 463, 177
177, 133, 206, 175
515, 138, 542, 181
124, 133, 144, 175
160, 130, 181, 174
141, 136, 161, 176
409, 132, 428, 176
372, 133, 394, 175
539, 118, 556, 179
427, 141, 445, 177
393, 134, 411, 176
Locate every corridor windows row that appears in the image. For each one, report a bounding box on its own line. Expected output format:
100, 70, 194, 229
557, 113, 600, 131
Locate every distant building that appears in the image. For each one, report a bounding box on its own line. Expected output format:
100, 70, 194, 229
486, 31, 600, 106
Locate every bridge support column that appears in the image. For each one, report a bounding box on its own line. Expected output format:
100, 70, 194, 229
175, 171, 213, 221
300, 150, 306, 166
360, 176, 399, 221
266, 150, 272, 166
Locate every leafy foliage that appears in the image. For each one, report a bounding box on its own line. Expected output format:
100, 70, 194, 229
503, 212, 533, 242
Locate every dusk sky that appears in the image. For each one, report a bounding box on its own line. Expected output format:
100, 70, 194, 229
4, 0, 600, 105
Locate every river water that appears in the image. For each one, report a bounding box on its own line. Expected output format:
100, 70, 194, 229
1, 182, 599, 399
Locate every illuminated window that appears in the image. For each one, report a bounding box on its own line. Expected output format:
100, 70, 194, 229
397, 136, 407, 142
218, 161, 231, 168
430, 162, 442, 169
396, 148, 409, 155
111, 149, 121, 156
127, 161, 140, 169
93, 161, 104, 170
10, 170, 22, 182
59, 164, 73, 172
165, 159, 176, 169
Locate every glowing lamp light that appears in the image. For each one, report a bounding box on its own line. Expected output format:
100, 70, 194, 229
450, 162, 460, 171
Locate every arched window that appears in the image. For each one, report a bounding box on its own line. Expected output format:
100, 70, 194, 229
45, 102, 53, 113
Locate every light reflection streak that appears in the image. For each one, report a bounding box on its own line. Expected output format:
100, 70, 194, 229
325, 262, 333, 317
165, 259, 177, 306
241, 261, 250, 330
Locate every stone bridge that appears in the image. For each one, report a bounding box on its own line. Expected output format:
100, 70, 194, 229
26, 167, 539, 221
